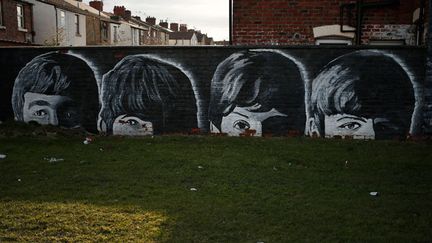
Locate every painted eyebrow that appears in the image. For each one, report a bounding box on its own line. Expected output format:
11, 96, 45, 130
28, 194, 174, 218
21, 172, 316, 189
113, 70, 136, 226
28, 100, 51, 108
336, 116, 367, 122
232, 111, 249, 119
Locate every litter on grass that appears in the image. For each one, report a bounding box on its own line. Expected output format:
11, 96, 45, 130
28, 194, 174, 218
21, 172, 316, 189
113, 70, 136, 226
190, 188, 198, 191
0, 154, 6, 159
370, 192, 379, 196
83, 137, 93, 145
44, 157, 64, 163
198, 165, 204, 169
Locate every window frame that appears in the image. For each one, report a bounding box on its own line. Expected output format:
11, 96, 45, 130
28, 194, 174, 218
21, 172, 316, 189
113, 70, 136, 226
75, 14, 80, 35
17, 4, 25, 29
113, 25, 118, 43
101, 21, 108, 40
315, 38, 353, 46
59, 10, 66, 28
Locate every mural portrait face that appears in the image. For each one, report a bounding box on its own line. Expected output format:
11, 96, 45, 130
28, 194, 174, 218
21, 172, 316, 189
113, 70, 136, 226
309, 50, 415, 140
112, 114, 153, 136
209, 50, 305, 136
11, 52, 99, 132
23, 92, 80, 127
99, 55, 197, 136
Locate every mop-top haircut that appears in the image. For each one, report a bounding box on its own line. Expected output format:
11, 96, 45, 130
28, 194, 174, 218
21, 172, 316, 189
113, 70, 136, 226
208, 50, 305, 134
310, 50, 415, 138
99, 54, 197, 134
12, 52, 99, 132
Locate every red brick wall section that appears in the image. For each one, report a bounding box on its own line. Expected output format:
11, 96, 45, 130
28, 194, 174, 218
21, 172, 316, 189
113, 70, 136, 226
233, 0, 422, 45
0, 0, 33, 45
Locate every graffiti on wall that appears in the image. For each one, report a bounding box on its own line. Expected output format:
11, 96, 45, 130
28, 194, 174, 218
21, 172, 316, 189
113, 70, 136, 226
2, 47, 427, 139
98, 54, 197, 136
11, 52, 99, 133
308, 50, 417, 140
208, 50, 306, 136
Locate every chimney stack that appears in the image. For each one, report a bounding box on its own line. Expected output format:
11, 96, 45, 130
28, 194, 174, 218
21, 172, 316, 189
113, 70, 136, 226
179, 24, 187, 32
170, 23, 179, 32
89, 0, 103, 12
146, 17, 156, 25
114, 6, 126, 17
159, 20, 168, 29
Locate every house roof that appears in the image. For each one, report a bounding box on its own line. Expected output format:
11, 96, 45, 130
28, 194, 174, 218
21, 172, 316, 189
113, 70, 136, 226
153, 25, 172, 33
169, 32, 195, 40
195, 32, 206, 42
37, 0, 87, 15
38, 0, 115, 23
67, 0, 118, 23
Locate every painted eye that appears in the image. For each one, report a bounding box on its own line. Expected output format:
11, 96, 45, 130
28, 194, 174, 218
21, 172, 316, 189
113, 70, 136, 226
339, 122, 361, 130
233, 120, 250, 131
128, 119, 138, 126
33, 110, 47, 117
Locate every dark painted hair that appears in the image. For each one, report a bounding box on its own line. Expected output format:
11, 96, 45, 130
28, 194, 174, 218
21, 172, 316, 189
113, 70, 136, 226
311, 50, 415, 138
11, 52, 99, 132
99, 55, 197, 134
208, 50, 305, 133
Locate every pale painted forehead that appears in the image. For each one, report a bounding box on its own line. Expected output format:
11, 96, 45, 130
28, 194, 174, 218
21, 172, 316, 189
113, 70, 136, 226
24, 92, 71, 105
232, 106, 287, 122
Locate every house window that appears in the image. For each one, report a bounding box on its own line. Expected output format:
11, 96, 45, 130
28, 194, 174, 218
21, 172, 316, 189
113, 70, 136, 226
313, 25, 354, 46
75, 14, 80, 35
113, 26, 118, 43
131, 28, 140, 45
17, 4, 24, 29
59, 10, 65, 28
102, 22, 108, 39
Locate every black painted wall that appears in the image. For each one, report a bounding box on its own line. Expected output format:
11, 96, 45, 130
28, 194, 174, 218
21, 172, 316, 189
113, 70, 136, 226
0, 46, 427, 139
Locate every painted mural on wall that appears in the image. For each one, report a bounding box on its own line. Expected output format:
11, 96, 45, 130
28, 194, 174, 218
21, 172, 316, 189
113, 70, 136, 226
208, 50, 306, 137
0, 47, 427, 139
11, 52, 99, 133
98, 54, 198, 136
308, 50, 417, 140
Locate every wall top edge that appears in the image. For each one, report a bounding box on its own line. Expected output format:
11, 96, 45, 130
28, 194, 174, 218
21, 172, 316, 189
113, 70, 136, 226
0, 45, 427, 50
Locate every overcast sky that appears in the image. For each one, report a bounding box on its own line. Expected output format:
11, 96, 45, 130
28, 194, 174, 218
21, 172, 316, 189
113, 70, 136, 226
83, 0, 229, 41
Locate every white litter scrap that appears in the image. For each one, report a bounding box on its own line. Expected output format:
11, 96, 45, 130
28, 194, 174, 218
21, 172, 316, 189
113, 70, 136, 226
198, 165, 204, 169
369, 192, 379, 196
83, 137, 93, 145
190, 187, 198, 191
45, 157, 64, 163
0, 154, 6, 159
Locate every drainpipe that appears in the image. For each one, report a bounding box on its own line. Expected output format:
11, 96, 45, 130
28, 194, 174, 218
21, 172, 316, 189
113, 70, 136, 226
229, 0, 232, 45
340, 0, 400, 45
355, 0, 364, 45
425, 0, 432, 134
54, 6, 58, 45
30, 4, 35, 43
418, 0, 426, 45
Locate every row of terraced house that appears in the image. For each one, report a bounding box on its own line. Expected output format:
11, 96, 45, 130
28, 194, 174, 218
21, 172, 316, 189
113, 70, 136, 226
0, 0, 214, 46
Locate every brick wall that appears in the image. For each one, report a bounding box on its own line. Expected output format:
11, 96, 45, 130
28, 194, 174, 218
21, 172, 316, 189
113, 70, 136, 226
0, 0, 33, 45
233, 0, 424, 45
0, 46, 428, 139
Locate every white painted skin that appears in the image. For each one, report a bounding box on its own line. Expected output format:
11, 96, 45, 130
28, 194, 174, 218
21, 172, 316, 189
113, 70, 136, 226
23, 92, 77, 127
112, 114, 153, 136
217, 104, 287, 136
324, 113, 376, 139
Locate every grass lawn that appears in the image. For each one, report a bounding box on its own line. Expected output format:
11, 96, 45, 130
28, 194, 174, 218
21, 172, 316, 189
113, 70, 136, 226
0, 125, 431, 242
